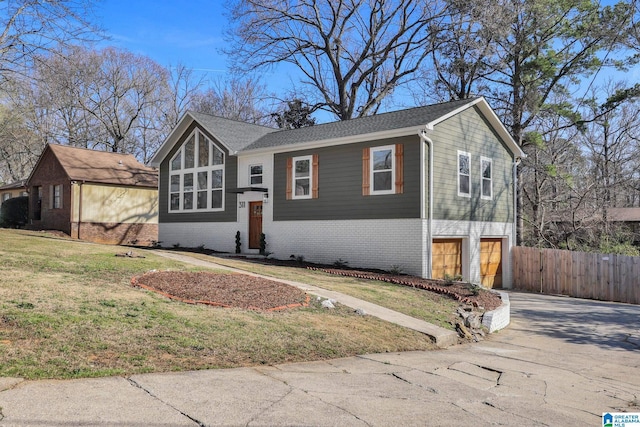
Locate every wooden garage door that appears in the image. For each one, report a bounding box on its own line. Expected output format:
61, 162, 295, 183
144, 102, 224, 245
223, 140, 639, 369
432, 239, 462, 280
480, 238, 503, 288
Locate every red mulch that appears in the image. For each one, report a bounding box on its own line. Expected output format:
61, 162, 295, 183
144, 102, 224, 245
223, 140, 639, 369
132, 271, 309, 311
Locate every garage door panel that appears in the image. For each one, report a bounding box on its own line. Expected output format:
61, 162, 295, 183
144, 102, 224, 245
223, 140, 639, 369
432, 239, 462, 280
480, 238, 502, 288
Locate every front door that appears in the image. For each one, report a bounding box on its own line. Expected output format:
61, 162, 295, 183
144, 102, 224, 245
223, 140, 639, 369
249, 201, 263, 249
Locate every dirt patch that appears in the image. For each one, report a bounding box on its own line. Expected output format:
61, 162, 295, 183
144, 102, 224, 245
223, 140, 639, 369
132, 271, 309, 311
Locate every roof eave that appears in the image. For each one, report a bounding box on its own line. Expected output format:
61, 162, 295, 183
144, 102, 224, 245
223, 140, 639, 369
240, 126, 424, 155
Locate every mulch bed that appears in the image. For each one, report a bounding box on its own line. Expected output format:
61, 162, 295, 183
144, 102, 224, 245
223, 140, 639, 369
305, 266, 502, 311
132, 271, 310, 311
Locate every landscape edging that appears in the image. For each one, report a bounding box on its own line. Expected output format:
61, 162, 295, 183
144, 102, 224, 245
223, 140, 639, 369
482, 291, 510, 333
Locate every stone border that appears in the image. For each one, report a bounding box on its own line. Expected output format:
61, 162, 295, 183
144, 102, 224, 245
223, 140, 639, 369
481, 291, 510, 333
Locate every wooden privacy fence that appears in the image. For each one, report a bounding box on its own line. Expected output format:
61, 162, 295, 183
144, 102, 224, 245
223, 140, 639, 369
512, 246, 640, 305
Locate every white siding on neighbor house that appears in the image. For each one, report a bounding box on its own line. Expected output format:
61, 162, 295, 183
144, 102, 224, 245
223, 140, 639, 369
431, 219, 514, 288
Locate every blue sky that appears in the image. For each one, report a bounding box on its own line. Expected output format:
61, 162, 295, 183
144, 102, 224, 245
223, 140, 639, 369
96, 0, 232, 83
95, 0, 637, 114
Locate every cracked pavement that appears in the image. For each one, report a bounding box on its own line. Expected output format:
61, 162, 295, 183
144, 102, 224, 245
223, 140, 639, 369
0, 291, 638, 426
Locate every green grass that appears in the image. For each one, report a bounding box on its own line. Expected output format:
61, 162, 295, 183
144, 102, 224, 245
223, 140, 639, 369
0, 229, 438, 380
182, 253, 460, 330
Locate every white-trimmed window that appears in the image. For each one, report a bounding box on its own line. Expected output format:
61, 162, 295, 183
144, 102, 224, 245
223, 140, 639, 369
292, 155, 312, 199
481, 157, 493, 200
370, 145, 395, 195
458, 151, 471, 197
250, 164, 263, 185
169, 130, 225, 212
51, 184, 62, 209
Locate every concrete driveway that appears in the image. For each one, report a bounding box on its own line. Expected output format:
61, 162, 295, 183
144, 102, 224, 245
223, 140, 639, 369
0, 291, 638, 426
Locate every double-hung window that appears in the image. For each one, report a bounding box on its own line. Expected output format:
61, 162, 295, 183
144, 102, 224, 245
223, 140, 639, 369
481, 157, 493, 200
51, 184, 62, 209
292, 155, 312, 199
250, 164, 263, 185
362, 144, 404, 196
371, 145, 395, 195
457, 151, 471, 197
169, 130, 225, 212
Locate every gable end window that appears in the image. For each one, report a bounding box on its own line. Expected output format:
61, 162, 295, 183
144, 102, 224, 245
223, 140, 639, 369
362, 144, 404, 196
286, 154, 319, 200
169, 130, 225, 212
458, 151, 471, 197
481, 157, 493, 200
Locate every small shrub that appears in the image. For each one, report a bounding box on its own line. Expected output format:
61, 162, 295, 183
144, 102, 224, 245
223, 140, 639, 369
259, 233, 267, 256
172, 243, 181, 249
333, 258, 349, 268
235, 231, 241, 254
0, 196, 28, 228
197, 244, 206, 252
389, 264, 403, 275
443, 273, 463, 285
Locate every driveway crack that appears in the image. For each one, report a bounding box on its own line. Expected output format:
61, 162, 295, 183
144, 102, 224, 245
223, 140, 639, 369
126, 377, 204, 427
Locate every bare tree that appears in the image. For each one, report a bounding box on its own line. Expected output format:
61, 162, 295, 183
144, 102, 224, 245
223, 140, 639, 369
0, 0, 100, 84
190, 76, 275, 125
225, 0, 447, 120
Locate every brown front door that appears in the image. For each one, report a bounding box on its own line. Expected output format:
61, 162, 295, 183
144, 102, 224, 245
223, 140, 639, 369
249, 201, 263, 249
480, 238, 503, 288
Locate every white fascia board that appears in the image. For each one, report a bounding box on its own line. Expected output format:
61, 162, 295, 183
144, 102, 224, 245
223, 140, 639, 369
239, 127, 424, 155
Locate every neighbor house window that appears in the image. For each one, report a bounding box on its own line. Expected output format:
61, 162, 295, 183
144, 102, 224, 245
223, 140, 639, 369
51, 184, 62, 209
169, 130, 225, 212
250, 164, 263, 185
481, 157, 493, 200
458, 151, 471, 197
1, 193, 9, 202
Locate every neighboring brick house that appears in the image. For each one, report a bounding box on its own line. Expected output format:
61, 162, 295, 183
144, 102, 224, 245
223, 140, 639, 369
26, 144, 159, 245
150, 98, 525, 288
0, 180, 28, 202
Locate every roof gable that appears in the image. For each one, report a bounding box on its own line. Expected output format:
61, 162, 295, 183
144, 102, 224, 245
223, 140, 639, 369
149, 111, 276, 167
29, 144, 158, 188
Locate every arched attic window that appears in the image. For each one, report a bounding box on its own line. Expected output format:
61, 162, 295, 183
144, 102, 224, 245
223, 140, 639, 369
169, 130, 225, 212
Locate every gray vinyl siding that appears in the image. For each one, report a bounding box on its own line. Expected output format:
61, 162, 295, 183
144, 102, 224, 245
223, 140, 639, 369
158, 122, 238, 223
273, 135, 421, 221
429, 106, 515, 223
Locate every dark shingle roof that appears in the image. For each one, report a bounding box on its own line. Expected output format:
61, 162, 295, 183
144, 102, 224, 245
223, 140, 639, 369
47, 144, 158, 188
188, 111, 276, 152
243, 98, 479, 151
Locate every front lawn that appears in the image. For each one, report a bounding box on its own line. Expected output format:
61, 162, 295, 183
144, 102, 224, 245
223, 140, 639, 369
0, 229, 437, 380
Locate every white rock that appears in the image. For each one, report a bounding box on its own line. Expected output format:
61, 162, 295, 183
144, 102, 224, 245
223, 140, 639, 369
321, 299, 335, 309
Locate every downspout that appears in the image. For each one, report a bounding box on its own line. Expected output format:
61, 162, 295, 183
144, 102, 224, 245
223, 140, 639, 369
419, 126, 434, 278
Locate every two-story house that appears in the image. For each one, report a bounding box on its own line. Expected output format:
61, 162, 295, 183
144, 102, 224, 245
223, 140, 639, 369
150, 98, 524, 288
